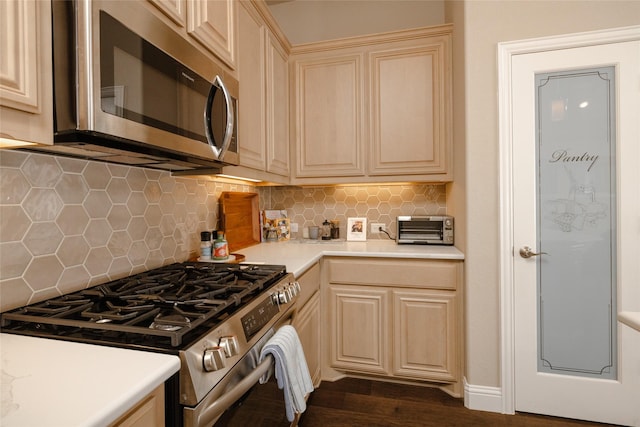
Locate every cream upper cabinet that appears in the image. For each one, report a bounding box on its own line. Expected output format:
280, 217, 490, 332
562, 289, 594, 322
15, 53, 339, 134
322, 257, 463, 397
0, 0, 53, 146
369, 35, 451, 176
187, 0, 236, 69
290, 25, 452, 185
291, 51, 366, 179
264, 30, 290, 176
223, 0, 289, 181
147, 0, 186, 27
235, 2, 266, 171
148, 0, 236, 69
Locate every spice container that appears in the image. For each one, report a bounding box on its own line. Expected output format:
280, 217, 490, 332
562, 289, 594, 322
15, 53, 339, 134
213, 231, 229, 260
200, 231, 212, 260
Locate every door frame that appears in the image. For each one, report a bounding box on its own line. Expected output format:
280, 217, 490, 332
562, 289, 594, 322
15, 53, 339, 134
497, 25, 640, 415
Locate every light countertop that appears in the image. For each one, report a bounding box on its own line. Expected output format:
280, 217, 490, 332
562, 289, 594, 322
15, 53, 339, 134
235, 239, 464, 277
0, 240, 461, 426
0, 334, 180, 427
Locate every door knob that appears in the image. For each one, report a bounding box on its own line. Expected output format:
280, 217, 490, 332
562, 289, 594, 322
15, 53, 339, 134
519, 246, 548, 258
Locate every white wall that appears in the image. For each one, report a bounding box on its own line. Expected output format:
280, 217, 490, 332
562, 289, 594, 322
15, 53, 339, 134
458, 0, 640, 392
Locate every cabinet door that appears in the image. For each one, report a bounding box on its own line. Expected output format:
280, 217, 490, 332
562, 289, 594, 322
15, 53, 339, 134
369, 36, 451, 176
265, 32, 290, 176
187, 0, 236, 68
393, 289, 457, 382
292, 54, 365, 178
0, 0, 53, 146
148, 0, 186, 26
237, 3, 266, 170
110, 384, 164, 427
294, 291, 321, 386
328, 285, 388, 374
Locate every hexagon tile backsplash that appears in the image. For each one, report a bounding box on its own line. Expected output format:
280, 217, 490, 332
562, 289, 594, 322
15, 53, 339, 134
261, 184, 446, 239
0, 150, 255, 311
0, 150, 446, 311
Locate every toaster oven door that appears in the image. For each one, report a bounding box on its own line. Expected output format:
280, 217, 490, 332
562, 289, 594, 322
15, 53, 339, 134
397, 217, 454, 245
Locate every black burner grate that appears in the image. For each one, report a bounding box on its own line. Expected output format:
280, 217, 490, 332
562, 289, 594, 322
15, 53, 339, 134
0, 262, 287, 349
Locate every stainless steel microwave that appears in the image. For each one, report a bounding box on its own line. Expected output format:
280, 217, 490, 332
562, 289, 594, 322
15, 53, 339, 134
43, 0, 239, 171
396, 215, 454, 245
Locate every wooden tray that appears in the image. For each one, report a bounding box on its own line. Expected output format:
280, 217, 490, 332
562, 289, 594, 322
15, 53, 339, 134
219, 192, 261, 252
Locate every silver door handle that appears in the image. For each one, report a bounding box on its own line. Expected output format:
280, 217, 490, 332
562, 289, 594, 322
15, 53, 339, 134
519, 246, 548, 258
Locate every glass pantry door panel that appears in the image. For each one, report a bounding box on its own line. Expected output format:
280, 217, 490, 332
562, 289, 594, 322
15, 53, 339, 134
535, 67, 616, 379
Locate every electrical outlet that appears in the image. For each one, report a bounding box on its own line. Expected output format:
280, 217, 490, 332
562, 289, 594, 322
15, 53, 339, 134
290, 222, 299, 233
370, 223, 385, 233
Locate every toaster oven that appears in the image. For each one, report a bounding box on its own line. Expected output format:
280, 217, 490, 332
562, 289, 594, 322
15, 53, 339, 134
396, 215, 454, 245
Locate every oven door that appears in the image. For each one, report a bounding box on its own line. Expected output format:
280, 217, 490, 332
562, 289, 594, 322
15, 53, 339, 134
183, 321, 296, 427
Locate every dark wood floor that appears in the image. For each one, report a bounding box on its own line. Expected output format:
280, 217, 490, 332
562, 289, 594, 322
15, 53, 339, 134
215, 377, 619, 427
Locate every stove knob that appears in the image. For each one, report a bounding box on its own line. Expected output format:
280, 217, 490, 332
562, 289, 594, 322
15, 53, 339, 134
283, 284, 293, 299
277, 289, 291, 304
290, 281, 301, 296
203, 347, 226, 372
294, 281, 301, 294
219, 336, 239, 357
285, 287, 294, 300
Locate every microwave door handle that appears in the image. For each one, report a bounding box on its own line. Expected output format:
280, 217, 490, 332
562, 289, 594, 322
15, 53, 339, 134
204, 82, 221, 158
219, 75, 234, 158
204, 75, 234, 160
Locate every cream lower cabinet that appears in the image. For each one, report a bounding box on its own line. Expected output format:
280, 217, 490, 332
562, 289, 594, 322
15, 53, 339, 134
290, 25, 452, 185
327, 285, 389, 375
294, 291, 321, 386
323, 257, 463, 395
392, 289, 457, 382
110, 384, 165, 427
292, 262, 321, 386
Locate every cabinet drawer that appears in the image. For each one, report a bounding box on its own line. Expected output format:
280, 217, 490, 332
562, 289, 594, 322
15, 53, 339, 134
326, 258, 458, 290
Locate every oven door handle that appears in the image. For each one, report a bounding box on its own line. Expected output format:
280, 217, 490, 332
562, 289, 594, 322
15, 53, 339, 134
197, 353, 274, 426
193, 312, 296, 427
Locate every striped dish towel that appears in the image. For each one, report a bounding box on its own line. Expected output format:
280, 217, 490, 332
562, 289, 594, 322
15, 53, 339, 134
259, 325, 314, 422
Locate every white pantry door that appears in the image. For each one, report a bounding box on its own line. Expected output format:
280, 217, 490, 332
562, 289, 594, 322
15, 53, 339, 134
511, 39, 640, 425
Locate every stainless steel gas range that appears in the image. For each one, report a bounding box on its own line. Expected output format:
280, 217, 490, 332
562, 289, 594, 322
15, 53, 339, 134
0, 262, 300, 427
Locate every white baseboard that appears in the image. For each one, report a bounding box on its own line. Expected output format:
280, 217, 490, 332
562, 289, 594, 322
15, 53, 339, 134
463, 378, 507, 414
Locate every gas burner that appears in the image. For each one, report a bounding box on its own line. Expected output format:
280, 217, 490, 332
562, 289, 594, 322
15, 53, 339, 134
81, 301, 156, 324
149, 313, 192, 332
0, 261, 288, 349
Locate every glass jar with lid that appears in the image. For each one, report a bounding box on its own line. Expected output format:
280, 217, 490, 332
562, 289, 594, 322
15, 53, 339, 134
321, 220, 332, 240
